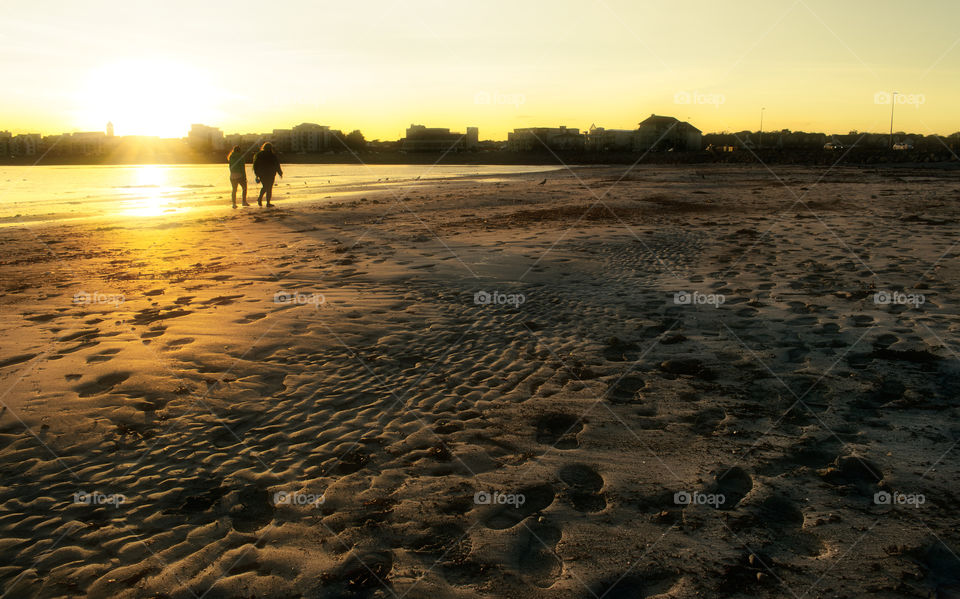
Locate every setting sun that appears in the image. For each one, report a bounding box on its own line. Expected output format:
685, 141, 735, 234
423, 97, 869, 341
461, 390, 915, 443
80, 59, 225, 137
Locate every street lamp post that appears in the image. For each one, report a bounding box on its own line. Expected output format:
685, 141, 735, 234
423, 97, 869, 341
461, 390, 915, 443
889, 91, 898, 149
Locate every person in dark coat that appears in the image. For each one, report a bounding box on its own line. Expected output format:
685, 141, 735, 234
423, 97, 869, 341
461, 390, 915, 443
252, 142, 283, 207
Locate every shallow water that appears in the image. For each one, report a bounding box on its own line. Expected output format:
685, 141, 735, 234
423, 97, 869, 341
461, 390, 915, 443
0, 163, 559, 225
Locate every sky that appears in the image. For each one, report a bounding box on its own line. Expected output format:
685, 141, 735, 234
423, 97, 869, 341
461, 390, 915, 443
2, 0, 958, 140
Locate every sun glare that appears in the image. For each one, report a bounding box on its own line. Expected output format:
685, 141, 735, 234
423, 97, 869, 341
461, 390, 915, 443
81, 59, 222, 138
122, 165, 178, 217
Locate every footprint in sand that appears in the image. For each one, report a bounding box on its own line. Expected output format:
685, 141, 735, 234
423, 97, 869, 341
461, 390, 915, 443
329, 550, 394, 596
683, 407, 726, 435
25, 313, 60, 323
820, 322, 841, 335
236, 312, 267, 324
57, 338, 101, 356
162, 337, 195, 350
140, 326, 166, 340
0, 353, 38, 369
57, 329, 99, 343
595, 571, 680, 598
515, 518, 562, 588
534, 413, 582, 449
659, 358, 715, 380
202, 294, 244, 306
874, 333, 899, 348
752, 495, 824, 557
862, 377, 907, 407
327, 448, 371, 475
908, 541, 960, 597
74, 372, 130, 397
602, 337, 638, 361
228, 484, 275, 532
606, 375, 645, 404
755, 436, 839, 478
481, 483, 555, 529
844, 351, 874, 370
131, 307, 192, 326
86, 348, 122, 363
408, 523, 471, 560
558, 464, 606, 512
818, 455, 883, 488
707, 466, 754, 510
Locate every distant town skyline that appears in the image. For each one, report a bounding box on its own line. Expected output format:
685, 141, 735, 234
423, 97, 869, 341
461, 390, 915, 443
4, 97, 960, 141
3, 114, 958, 144
3, 1, 958, 140
4, 114, 955, 163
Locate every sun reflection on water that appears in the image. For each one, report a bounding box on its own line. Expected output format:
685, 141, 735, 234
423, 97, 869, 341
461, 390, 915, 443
122, 166, 182, 217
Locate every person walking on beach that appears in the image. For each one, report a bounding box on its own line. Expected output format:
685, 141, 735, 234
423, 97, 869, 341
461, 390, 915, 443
253, 142, 283, 207
227, 145, 249, 208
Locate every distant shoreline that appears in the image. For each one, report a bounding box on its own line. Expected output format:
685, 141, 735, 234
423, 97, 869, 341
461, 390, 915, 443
2, 148, 959, 168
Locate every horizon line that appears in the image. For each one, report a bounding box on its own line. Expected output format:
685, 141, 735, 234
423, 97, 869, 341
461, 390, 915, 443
5, 123, 960, 141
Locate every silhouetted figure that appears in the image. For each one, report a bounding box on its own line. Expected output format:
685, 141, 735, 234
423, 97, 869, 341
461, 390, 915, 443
227, 145, 249, 208
253, 142, 283, 207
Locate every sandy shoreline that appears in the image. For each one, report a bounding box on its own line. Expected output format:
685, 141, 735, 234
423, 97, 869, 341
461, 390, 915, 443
1, 164, 960, 598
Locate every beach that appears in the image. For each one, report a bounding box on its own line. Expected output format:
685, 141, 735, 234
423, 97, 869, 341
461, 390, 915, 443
1, 163, 959, 598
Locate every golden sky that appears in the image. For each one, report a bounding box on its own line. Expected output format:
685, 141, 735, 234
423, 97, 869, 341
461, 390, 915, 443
2, 0, 958, 139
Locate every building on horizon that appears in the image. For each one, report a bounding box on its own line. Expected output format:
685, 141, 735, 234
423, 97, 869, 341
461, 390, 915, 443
270, 128, 292, 152
0, 131, 11, 157
187, 124, 225, 152
106, 122, 114, 137
10, 133, 41, 156
224, 124, 347, 155
69, 131, 107, 156
507, 126, 585, 152
585, 125, 637, 152
635, 115, 701, 151
289, 123, 336, 153
224, 133, 266, 153
401, 125, 478, 152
